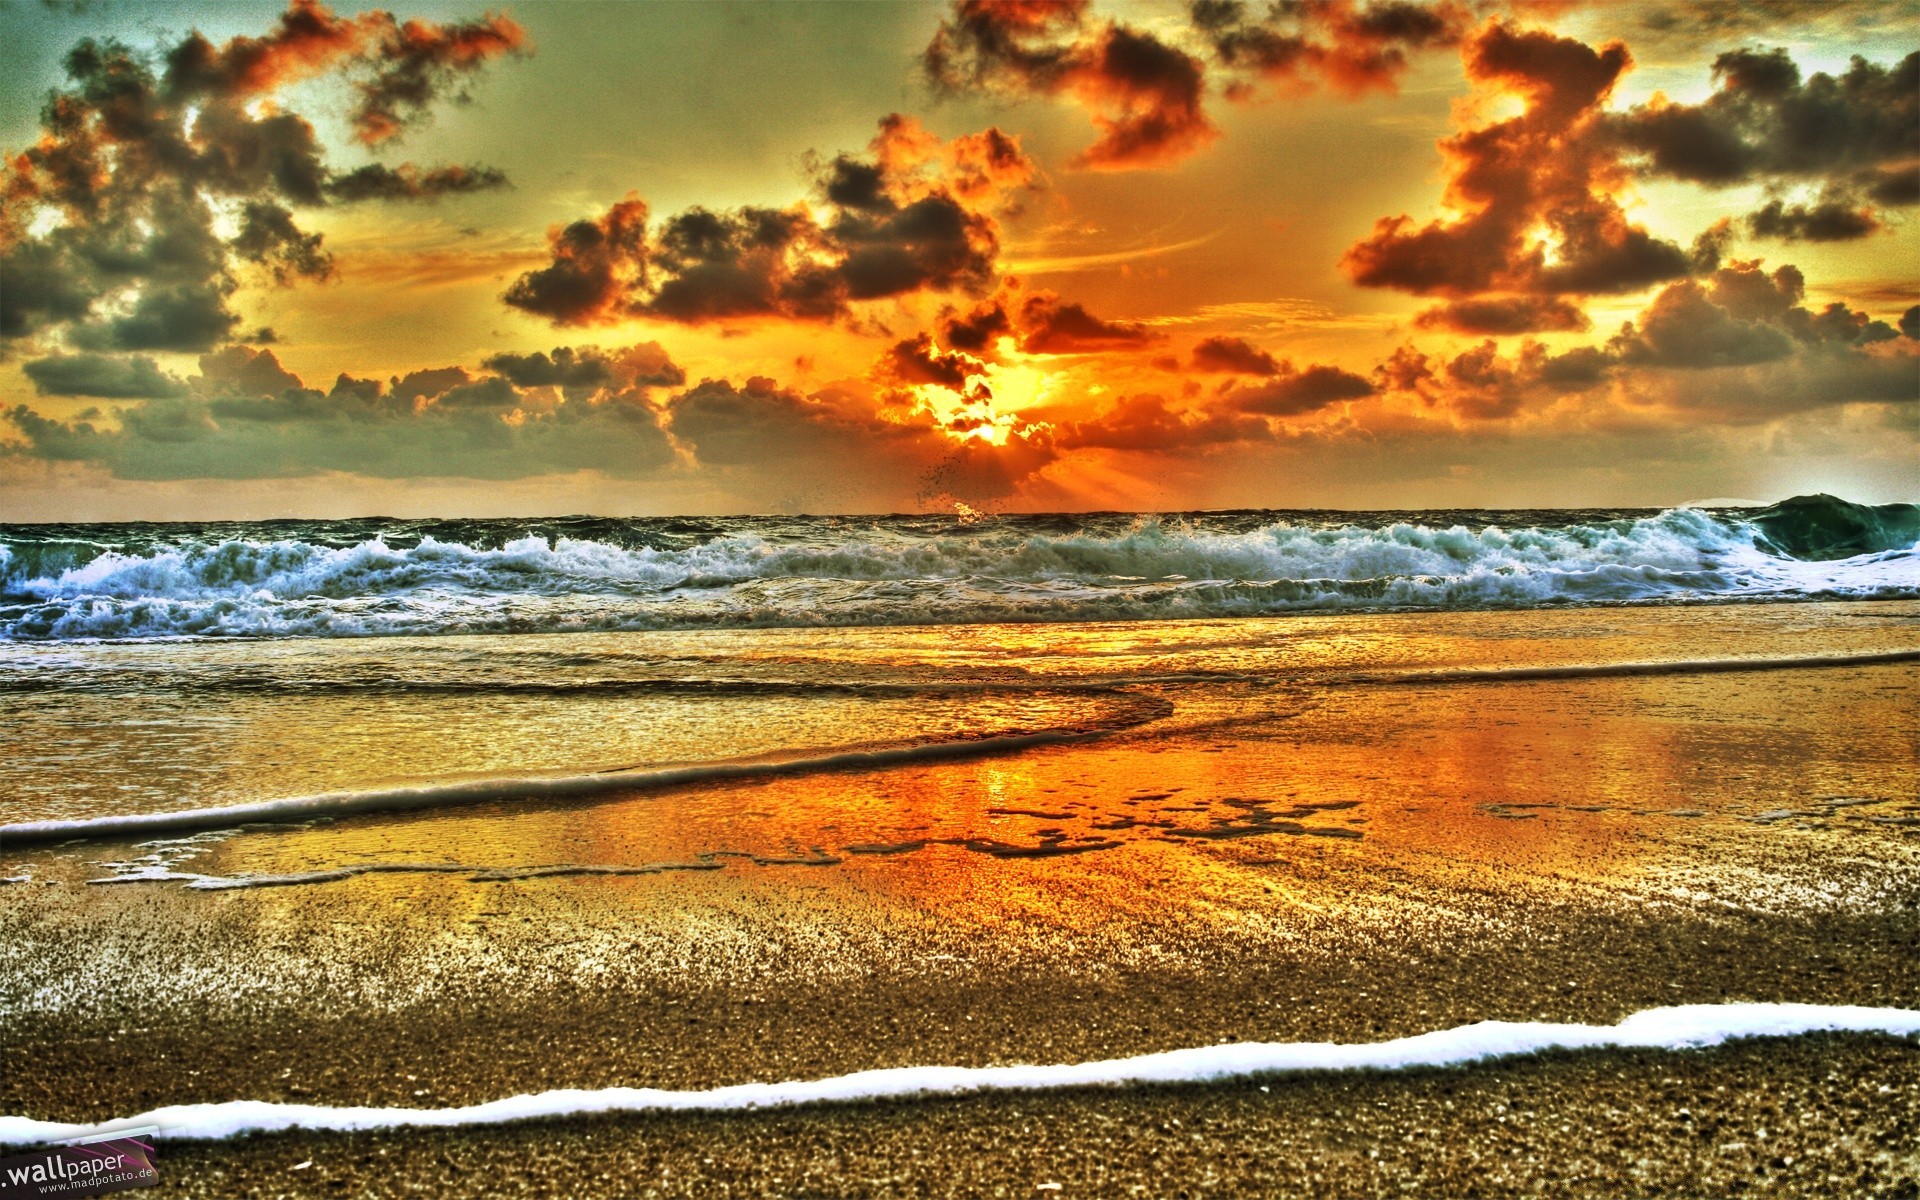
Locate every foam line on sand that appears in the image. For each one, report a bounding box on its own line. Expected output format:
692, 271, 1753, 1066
3, 1003, 1915, 1145
0, 707, 1166, 847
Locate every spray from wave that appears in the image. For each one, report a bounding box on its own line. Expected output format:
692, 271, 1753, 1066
1, 495, 1913, 641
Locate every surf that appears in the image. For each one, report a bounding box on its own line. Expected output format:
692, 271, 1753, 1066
2, 1003, 1914, 1145
2, 496, 1914, 641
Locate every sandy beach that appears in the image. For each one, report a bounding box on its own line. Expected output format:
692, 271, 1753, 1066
4, 0, 1918, 1187
3, 601, 1916, 1195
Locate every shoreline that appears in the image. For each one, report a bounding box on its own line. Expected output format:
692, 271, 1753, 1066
3, 603, 1915, 1195
10, 1003, 1920, 1146
85, 1033, 1920, 1199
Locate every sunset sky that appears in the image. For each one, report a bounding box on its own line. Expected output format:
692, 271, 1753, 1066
1, 0, 1915, 519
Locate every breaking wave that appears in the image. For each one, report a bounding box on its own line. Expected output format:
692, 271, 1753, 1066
2, 495, 1914, 640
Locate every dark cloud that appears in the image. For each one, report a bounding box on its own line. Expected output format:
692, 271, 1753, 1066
232, 201, 334, 283
1, 3, 524, 354
499, 196, 652, 327
506, 117, 1034, 327
925, 1, 1216, 170
1342, 23, 1694, 306
326, 163, 509, 202
1605, 47, 1917, 241
1414, 295, 1591, 334
1608, 261, 1900, 369
390, 364, 472, 404
939, 297, 1015, 353
875, 332, 986, 391
1746, 196, 1883, 242
195, 345, 305, 396
1190, 334, 1281, 374
160, 0, 527, 145
665, 376, 938, 473
481, 343, 686, 393
1376, 337, 1610, 419
1372, 257, 1916, 422
347, 9, 529, 145
1191, 0, 1467, 99
1057, 391, 1269, 450
1227, 363, 1374, 415
921, 0, 1471, 170
1608, 48, 1917, 185
2, 340, 679, 481
1607, 281, 1795, 369
22, 352, 187, 399
1016, 291, 1156, 354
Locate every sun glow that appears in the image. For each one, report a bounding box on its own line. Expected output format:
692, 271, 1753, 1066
910, 358, 1063, 447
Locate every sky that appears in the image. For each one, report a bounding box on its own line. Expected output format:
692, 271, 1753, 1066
0, 0, 1915, 519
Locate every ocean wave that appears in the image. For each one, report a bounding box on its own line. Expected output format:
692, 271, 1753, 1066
2, 496, 1914, 640
3, 1003, 1915, 1145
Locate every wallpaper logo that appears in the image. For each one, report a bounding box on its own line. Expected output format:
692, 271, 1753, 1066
0, 1128, 158, 1198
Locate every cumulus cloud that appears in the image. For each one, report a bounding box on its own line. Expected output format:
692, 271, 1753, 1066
1057, 391, 1269, 449
1189, 334, 1281, 374
481, 343, 686, 394
504, 115, 1034, 327
2, 340, 1070, 502
22, 352, 187, 399
1373, 257, 1915, 422
1414, 295, 1591, 334
1374, 337, 1611, 419
1341, 21, 1696, 320
1607, 260, 1899, 369
1225, 362, 1375, 415
1605, 46, 1918, 241
875, 332, 987, 391
1745, 195, 1883, 242
938, 296, 1016, 353
2, 341, 679, 481
345, 6, 529, 145
160, 0, 526, 143
924, 0, 1217, 170
0, 3, 524, 357
921, 0, 1474, 171
1015, 289, 1157, 353
326, 163, 509, 202
1190, 0, 1468, 99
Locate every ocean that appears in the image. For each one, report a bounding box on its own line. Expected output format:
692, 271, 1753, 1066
2, 494, 1916, 641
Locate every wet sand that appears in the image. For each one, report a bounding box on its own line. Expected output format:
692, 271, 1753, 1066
2, 603, 1917, 1194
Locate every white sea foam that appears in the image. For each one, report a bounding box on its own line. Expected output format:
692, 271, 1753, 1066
4, 506, 1914, 640
1, 1003, 1913, 1145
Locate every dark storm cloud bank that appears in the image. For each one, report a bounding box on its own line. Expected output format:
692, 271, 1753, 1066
1, 2, 523, 354
503, 117, 1036, 327
0, 344, 1057, 503
3, 342, 685, 481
